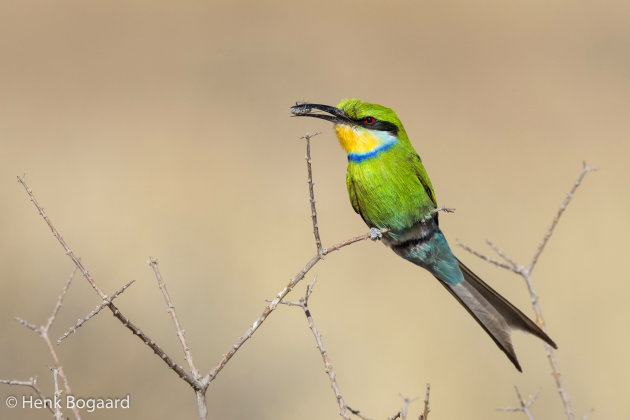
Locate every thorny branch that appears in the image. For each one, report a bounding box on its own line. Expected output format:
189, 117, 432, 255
392, 395, 417, 420
420, 384, 431, 420
17, 176, 200, 391
455, 241, 514, 271
264, 135, 433, 420
203, 225, 389, 385
527, 162, 596, 276
14, 132, 398, 419
0, 377, 55, 416
272, 276, 350, 420
148, 257, 208, 419
346, 407, 373, 420
52, 368, 63, 420
497, 387, 538, 420
9, 266, 82, 420
458, 162, 596, 420
57, 280, 135, 344
302, 132, 323, 254
378, 389, 430, 420
13, 134, 586, 420
274, 282, 433, 420
149, 258, 200, 380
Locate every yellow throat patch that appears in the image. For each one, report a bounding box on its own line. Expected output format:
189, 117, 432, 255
334, 124, 380, 154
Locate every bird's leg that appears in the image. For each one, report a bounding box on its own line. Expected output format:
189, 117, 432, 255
369, 227, 383, 241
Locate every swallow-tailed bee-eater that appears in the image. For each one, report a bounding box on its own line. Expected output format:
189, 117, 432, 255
291, 99, 556, 371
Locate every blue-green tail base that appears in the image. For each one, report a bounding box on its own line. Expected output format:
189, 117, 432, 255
387, 220, 557, 371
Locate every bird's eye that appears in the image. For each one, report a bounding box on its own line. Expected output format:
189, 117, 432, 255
364, 116, 375, 125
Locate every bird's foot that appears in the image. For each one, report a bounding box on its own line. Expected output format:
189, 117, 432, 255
369, 227, 383, 241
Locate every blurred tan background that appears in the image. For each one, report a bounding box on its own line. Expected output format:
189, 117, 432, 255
1, 1, 629, 419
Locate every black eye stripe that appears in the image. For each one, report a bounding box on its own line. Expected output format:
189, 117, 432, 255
355, 117, 399, 133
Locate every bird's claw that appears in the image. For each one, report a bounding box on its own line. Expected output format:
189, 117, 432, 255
369, 227, 383, 241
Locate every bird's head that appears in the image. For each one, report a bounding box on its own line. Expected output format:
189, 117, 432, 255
291, 99, 409, 157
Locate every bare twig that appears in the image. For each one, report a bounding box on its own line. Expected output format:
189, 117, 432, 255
17, 176, 199, 391
205, 226, 388, 384
51, 368, 63, 420
431, 206, 455, 215
0, 378, 38, 386
275, 276, 350, 420
57, 280, 135, 344
388, 412, 402, 420
17, 177, 104, 299
46, 266, 78, 331
346, 406, 373, 420
455, 240, 515, 272
527, 162, 597, 276
397, 394, 417, 420
195, 391, 208, 420
302, 132, 323, 254
12, 265, 82, 419
15, 316, 39, 332
324, 229, 390, 254
419, 383, 431, 420
148, 258, 200, 380
497, 386, 538, 420
459, 162, 595, 420
275, 287, 432, 420
486, 240, 521, 271
0, 377, 55, 415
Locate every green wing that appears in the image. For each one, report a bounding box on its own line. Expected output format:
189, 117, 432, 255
410, 152, 437, 208
346, 171, 362, 215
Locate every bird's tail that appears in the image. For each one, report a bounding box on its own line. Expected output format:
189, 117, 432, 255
440, 259, 557, 371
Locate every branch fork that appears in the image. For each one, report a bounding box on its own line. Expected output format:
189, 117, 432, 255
458, 162, 596, 420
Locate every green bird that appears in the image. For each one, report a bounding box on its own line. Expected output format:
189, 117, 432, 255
291, 99, 557, 371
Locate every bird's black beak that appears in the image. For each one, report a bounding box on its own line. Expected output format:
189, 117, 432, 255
290, 103, 351, 124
